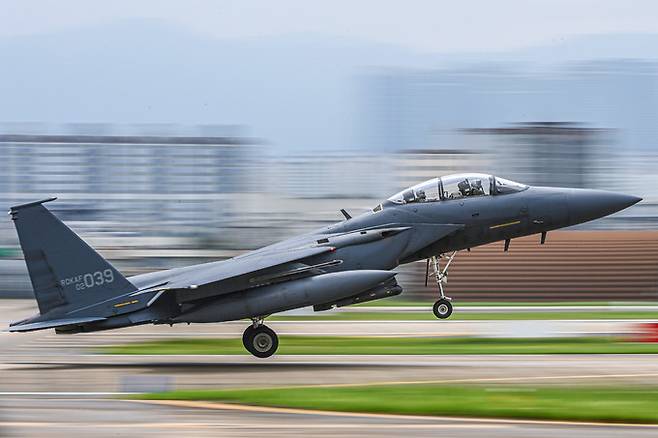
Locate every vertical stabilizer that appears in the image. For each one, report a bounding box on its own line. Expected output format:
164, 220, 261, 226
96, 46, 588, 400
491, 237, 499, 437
10, 199, 137, 315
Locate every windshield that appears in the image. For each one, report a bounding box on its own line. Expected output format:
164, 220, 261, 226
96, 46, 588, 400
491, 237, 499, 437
494, 177, 528, 194
387, 178, 440, 204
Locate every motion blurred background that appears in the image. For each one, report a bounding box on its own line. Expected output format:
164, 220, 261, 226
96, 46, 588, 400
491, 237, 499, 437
0, 0, 657, 302
5, 3, 658, 436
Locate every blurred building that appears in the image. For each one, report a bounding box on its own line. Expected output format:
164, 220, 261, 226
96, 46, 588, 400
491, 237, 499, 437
222, 151, 396, 249
267, 151, 393, 199
0, 127, 262, 295
0, 132, 256, 229
392, 148, 490, 189
461, 122, 611, 188
359, 60, 658, 155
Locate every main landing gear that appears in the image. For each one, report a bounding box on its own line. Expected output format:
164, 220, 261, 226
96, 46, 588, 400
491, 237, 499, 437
243, 318, 278, 358
425, 251, 457, 319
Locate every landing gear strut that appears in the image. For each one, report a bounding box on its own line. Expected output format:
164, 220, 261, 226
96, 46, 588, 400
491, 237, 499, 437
426, 252, 457, 319
243, 318, 278, 358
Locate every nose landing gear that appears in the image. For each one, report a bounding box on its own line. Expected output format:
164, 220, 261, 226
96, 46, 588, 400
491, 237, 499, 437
243, 317, 279, 358
426, 251, 457, 319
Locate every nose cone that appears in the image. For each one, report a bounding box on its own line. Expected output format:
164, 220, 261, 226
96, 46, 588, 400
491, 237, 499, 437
568, 189, 641, 224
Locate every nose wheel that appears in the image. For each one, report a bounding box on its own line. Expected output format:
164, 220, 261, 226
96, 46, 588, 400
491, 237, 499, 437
426, 252, 457, 319
243, 319, 279, 358
433, 299, 453, 319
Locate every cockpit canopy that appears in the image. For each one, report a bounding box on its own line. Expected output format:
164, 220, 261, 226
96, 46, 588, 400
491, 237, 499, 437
386, 173, 528, 205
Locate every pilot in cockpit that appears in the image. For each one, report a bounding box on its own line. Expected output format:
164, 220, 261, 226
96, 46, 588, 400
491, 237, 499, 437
457, 179, 471, 197
455, 178, 485, 198
471, 179, 485, 196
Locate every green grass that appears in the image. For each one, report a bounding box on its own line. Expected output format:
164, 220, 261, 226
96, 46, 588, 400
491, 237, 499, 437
270, 310, 658, 321
138, 383, 658, 424
102, 336, 658, 355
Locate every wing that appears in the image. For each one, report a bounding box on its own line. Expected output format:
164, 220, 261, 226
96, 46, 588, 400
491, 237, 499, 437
128, 222, 462, 305
129, 244, 338, 303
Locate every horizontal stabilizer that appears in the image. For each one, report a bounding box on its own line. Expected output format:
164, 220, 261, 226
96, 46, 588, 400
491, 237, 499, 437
7, 316, 106, 332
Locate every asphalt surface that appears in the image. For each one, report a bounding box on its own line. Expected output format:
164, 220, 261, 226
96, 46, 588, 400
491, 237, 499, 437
2, 299, 658, 437
4, 397, 658, 438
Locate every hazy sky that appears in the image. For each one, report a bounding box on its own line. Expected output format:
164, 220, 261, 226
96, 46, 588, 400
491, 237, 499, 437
4, 0, 658, 52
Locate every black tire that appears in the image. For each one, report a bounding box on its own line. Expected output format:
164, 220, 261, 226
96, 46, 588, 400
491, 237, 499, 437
242, 325, 256, 348
243, 325, 278, 358
433, 299, 453, 319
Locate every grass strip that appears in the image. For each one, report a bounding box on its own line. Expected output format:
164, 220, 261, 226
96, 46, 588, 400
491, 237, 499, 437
137, 383, 658, 424
103, 336, 658, 355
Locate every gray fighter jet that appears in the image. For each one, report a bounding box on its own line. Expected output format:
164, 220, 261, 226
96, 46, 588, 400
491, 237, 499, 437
7, 173, 641, 357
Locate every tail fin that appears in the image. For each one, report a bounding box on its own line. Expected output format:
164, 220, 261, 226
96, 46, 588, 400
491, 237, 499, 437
10, 198, 137, 315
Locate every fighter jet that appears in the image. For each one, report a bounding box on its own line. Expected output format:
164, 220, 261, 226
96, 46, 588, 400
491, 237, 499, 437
7, 173, 641, 357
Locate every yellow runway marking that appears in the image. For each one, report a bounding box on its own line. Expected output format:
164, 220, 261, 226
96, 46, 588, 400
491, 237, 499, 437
129, 399, 658, 429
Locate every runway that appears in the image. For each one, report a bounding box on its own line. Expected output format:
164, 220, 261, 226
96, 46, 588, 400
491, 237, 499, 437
3, 397, 658, 438
2, 300, 658, 436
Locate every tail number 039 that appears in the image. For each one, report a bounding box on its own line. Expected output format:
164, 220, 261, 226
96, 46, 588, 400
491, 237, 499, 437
76, 269, 115, 291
